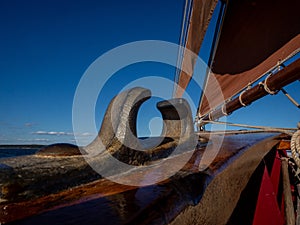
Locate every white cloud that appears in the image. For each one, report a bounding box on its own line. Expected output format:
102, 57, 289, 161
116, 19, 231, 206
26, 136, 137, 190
32, 131, 73, 136
76, 132, 95, 137
34, 138, 51, 142
17, 138, 51, 143
32, 131, 96, 137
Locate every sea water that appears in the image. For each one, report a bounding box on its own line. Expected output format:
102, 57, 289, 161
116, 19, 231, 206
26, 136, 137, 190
0, 147, 40, 158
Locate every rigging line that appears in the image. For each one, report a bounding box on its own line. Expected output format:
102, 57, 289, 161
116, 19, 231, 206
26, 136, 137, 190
259, 72, 279, 95
183, 0, 193, 48
281, 88, 300, 109
227, 48, 300, 104
238, 90, 247, 107
174, 0, 188, 95
201, 120, 297, 135
288, 123, 300, 203
175, 0, 189, 75
197, 0, 227, 118
196, 129, 286, 135
175, 1, 193, 82
174, 0, 193, 97
200, 48, 300, 120
291, 128, 300, 169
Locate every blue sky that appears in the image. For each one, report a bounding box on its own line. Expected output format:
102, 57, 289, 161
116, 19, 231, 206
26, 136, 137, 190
0, 0, 299, 145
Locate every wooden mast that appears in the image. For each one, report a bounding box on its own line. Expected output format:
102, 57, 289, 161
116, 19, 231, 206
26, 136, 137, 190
200, 58, 300, 122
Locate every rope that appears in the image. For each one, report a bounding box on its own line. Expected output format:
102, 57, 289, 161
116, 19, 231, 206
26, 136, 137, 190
199, 119, 300, 179
259, 72, 279, 95
196, 129, 285, 136
202, 120, 300, 172
221, 104, 228, 116
201, 120, 297, 135
208, 112, 213, 121
281, 88, 300, 109
199, 49, 300, 121
238, 90, 247, 107
291, 130, 300, 168
174, 0, 193, 96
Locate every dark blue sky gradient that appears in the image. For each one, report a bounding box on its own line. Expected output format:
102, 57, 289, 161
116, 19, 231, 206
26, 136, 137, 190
0, 0, 299, 145
0, 0, 185, 144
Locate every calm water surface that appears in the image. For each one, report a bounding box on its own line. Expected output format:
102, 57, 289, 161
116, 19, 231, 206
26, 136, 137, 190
0, 147, 40, 158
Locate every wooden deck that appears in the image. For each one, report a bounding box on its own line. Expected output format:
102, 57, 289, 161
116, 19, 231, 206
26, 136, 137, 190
0, 133, 281, 224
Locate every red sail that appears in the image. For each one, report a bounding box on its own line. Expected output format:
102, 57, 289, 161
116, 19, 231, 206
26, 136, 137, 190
174, 0, 300, 117
198, 0, 300, 116
174, 0, 218, 98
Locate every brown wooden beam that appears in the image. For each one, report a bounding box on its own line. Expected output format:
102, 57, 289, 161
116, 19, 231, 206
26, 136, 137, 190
201, 58, 300, 122
282, 158, 295, 225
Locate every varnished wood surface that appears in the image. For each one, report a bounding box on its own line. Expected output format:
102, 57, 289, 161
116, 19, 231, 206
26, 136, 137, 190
1, 133, 280, 224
